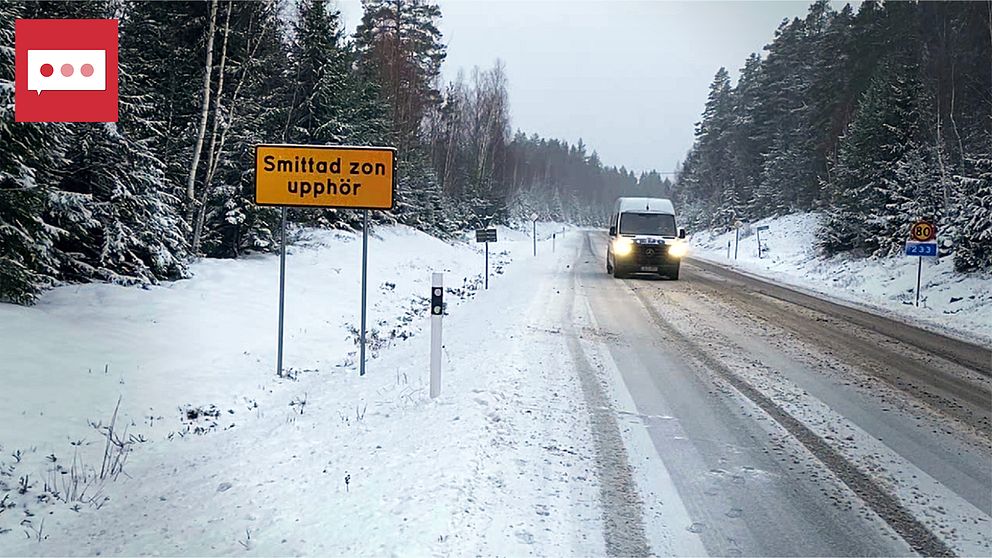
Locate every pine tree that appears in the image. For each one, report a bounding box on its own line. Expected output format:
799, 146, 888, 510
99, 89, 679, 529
693, 68, 737, 222
354, 0, 446, 151
730, 53, 766, 217
754, 15, 821, 213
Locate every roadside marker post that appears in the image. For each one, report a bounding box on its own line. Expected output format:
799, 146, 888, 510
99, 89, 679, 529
475, 228, 498, 289
733, 220, 743, 260
905, 220, 938, 308
531, 212, 539, 257
553, 233, 556, 253
430, 273, 443, 398
756, 224, 770, 259
254, 144, 396, 377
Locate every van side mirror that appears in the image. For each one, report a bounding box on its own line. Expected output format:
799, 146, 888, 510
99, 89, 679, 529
608, 226, 617, 236
678, 228, 687, 239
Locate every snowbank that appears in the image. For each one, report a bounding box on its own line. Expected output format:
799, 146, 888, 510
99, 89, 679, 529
0, 226, 488, 451
689, 212, 992, 344
0, 222, 599, 555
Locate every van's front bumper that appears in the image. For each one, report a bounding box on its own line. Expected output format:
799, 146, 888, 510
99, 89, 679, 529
616, 243, 677, 263
614, 243, 681, 272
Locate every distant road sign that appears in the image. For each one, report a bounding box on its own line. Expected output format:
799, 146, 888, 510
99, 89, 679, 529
475, 228, 497, 243
756, 225, 770, 231
255, 144, 395, 209
910, 220, 936, 242
530, 212, 539, 222
905, 241, 938, 257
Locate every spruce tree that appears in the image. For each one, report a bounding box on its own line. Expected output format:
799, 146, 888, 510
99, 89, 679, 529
952, 152, 992, 272
290, 0, 354, 145
53, 122, 188, 284
820, 57, 929, 256
0, 1, 64, 303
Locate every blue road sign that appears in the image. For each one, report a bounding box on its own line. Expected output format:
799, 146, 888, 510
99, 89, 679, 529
905, 242, 938, 257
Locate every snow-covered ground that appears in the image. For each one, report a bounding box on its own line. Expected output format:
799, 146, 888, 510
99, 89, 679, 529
0, 222, 602, 555
689, 212, 992, 345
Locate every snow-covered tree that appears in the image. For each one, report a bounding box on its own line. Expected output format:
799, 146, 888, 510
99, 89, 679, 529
52, 122, 188, 284
952, 153, 992, 272
0, 2, 64, 303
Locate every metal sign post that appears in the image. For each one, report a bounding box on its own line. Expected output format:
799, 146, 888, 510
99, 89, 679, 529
254, 144, 396, 377
475, 228, 497, 290
430, 273, 443, 398
277, 207, 287, 376
360, 209, 369, 376
915, 257, 923, 307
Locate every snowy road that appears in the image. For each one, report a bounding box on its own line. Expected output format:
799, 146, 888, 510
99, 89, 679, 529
572, 231, 991, 556
3, 227, 989, 557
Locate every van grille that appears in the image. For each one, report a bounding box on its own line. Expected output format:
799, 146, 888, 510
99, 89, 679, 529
633, 244, 671, 264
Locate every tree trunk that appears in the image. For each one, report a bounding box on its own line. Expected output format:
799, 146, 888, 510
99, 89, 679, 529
192, 5, 272, 257
192, 0, 233, 255
185, 0, 218, 230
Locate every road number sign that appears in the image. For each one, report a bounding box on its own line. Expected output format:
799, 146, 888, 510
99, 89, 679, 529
255, 144, 395, 209
910, 221, 936, 242
905, 241, 937, 257
475, 228, 497, 243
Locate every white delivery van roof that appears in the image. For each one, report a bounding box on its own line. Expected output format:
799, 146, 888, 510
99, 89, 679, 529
615, 197, 675, 215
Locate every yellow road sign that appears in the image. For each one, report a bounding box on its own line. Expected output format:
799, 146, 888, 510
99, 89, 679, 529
910, 220, 936, 242
255, 144, 395, 209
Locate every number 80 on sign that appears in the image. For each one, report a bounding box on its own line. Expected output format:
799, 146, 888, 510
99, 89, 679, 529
910, 221, 936, 242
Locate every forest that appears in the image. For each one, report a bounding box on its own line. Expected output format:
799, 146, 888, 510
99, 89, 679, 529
675, 0, 991, 273
0, 0, 669, 305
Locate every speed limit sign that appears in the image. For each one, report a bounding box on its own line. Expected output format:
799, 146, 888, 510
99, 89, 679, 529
906, 220, 938, 308
910, 221, 936, 242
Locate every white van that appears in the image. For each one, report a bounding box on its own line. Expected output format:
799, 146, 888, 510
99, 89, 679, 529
606, 197, 687, 279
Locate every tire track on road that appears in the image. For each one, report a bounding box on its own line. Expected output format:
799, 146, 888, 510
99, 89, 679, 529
682, 263, 992, 437
685, 258, 991, 374
625, 282, 957, 557
562, 233, 652, 558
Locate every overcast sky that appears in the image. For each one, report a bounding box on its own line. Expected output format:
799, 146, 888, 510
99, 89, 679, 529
336, 0, 838, 174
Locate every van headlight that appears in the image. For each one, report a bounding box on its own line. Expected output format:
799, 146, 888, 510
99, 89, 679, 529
668, 242, 688, 258
613, 237, 633, 256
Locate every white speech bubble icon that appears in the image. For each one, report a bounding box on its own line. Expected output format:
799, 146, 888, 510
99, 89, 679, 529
27, 50, 106, 94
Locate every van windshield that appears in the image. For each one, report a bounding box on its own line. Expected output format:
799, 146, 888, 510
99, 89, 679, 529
619, 213, 676, 236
